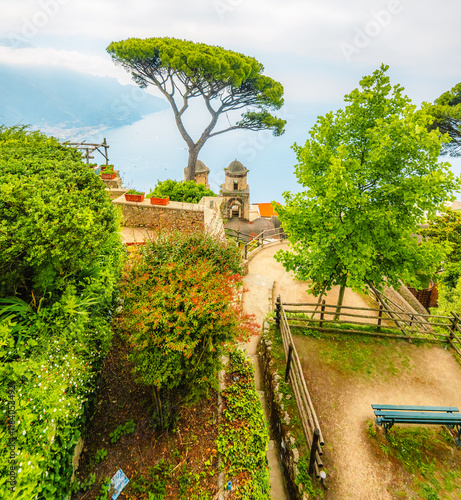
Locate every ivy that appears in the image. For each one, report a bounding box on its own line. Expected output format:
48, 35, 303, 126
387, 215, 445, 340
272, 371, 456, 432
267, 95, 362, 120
217, 349, 270, 499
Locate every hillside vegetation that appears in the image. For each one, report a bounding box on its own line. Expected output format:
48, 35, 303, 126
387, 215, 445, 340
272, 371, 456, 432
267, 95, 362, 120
0, 126, 123, 498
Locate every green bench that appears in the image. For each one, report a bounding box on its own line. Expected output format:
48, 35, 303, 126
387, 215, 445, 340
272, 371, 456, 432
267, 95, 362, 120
371, 404, 461, 445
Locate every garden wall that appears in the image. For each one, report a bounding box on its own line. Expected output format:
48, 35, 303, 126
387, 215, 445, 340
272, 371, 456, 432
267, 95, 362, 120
113, 196, 205, 232
259, 324, 310, 500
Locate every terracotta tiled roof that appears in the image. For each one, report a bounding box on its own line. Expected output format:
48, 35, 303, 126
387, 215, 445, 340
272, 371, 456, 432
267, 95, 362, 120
258, 203, 278, 218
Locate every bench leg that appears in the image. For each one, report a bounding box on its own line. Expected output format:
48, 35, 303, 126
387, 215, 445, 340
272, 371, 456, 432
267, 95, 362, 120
383, 421, 394, 439
456, 425, 461, 447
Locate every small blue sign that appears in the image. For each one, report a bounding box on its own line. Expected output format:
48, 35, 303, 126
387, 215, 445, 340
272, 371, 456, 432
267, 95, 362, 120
108, 469, 129, 500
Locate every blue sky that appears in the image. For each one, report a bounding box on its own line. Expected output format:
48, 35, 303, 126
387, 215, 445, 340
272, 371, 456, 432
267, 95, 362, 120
1, 0, 461, 200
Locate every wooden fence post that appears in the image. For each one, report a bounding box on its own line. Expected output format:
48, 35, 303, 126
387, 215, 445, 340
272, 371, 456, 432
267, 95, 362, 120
275, 296, 281, 329
377, 304, 383, 332
320, 300, 326, 328
285, 345, 293, 383
450, 311, 459, 340
308, 428, 320, 475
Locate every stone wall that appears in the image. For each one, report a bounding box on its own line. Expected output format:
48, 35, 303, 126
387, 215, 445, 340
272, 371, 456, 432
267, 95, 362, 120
113, 197, 205, 233
259, 325, 310, 500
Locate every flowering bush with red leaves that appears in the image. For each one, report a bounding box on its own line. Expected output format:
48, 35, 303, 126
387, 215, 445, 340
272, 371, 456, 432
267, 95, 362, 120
119, 230, 256, 427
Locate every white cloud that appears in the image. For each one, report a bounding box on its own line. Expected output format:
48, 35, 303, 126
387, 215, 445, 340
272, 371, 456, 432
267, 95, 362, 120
0, 46, 133, 84
0, 0, 459, 106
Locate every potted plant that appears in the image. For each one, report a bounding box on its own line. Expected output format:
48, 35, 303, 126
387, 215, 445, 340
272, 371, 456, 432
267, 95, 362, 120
100, 164, 114, 171
124, 189, 145, 202
149, 195, 170, 206
88, 162, 98, 169
100, 166, 116, 180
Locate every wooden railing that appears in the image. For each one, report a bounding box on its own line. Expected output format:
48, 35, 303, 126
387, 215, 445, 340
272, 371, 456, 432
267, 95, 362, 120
63, 139, 110, 165
275, 296, 325, 478
242, 227, 286, 260
281, 300, 461, 357
224, 228, 251, 244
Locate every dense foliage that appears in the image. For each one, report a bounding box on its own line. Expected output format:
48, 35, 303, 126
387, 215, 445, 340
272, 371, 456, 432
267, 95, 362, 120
429, 82, 461, 156
118, 230, 254, 428
276, 65, 459, 305
148, 179, 216, 204
218, 349, 270, 499
0, 126, 123, 498
420, 209, 461, 287
433, 275, 461, 318
107, 37, 286, 179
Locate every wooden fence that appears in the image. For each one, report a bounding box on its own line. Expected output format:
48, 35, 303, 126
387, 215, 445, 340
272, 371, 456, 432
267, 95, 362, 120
281, 297, 461, 357
224, 228, 251, 244
242, 227, 286, 260
63, 139, 110, 165
273, 293, 461, 478
275, 296, 325, 478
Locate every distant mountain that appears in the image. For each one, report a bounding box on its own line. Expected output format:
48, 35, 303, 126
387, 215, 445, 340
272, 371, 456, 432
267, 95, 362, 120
0, 64, 167, 133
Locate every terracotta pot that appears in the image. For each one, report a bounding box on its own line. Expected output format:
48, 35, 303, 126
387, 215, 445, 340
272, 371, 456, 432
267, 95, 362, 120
101, 172, 116, 180
124, 193, 145, 202
149, 196, 170, 206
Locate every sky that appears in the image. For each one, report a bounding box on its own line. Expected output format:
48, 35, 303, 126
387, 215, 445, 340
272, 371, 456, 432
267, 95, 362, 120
1, 0, 461, 200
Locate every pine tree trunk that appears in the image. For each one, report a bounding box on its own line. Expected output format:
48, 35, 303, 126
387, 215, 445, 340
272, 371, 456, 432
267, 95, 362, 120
185, 147, 200, 181
334, 284, 346, 321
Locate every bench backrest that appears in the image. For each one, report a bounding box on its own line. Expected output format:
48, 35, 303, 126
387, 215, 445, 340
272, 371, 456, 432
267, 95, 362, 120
372, 404, 459, 413
374, 411, 461, 423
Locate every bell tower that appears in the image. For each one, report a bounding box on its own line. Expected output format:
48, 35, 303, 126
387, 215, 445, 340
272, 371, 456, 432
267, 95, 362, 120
221, 160, 250, 220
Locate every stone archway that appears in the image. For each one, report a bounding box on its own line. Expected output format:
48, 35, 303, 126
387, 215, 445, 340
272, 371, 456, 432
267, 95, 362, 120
224, 197, 244, 220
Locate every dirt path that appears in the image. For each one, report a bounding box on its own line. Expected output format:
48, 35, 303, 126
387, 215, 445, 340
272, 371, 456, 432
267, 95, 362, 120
294, 337, 461, 499
241, 242, 461, 499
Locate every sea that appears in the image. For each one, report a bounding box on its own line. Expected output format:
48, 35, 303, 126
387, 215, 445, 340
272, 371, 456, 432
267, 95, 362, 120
53, 106, 461, 205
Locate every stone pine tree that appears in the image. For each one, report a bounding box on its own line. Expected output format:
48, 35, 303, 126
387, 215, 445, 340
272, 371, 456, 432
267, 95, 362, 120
428, 82, 461, 156
107, 37, 286, 180
275, 64, 460, 314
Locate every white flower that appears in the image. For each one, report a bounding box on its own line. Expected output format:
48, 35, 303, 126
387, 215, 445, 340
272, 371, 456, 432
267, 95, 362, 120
18, 468, 22, 473
22, 430, 26, 435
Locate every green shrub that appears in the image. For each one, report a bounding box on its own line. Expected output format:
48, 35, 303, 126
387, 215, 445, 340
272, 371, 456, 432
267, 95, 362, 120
0, 126, 123, 499
147, 179, 216, 204
218, 349, 270, 499
119, 230, 254, 428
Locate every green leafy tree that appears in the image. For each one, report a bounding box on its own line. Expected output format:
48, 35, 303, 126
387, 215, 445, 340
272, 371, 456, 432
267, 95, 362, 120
106, 37, 286, 180
432, 274, 461, 317
275, 65, 460, 313
148, 179, 216, 203
420, 209, 461, 287
428, 82, 461, 156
